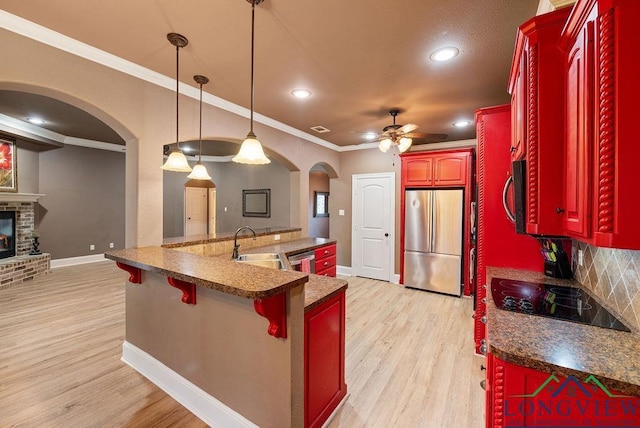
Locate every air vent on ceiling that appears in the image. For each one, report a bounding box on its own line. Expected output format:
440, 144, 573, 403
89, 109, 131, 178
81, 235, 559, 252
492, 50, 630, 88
310, 125, 330, 134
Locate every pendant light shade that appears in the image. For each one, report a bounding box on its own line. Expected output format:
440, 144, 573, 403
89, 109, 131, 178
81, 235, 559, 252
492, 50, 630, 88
162, 33, 192, 172
188, 75, 213, 180
233, 0, 270, 165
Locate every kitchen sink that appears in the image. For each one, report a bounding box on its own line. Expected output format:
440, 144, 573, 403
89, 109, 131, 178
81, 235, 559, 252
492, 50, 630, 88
235, 253, 286, 270
236, 253, 281, 261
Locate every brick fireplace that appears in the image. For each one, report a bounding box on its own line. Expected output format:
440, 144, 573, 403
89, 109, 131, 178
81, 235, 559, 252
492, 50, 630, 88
0, 193, 50, 290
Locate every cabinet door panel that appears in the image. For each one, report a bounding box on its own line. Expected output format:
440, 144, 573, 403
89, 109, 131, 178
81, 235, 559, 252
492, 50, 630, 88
563, 21, 593, 239
434, 155, 466, 185
404, 158, 433, 186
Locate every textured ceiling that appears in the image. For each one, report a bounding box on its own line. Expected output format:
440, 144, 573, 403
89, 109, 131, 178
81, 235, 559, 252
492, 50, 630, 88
0, 0, 539, 149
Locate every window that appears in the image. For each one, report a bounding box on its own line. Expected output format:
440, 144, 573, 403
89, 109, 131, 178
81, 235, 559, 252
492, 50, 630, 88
314, 191, 329, 217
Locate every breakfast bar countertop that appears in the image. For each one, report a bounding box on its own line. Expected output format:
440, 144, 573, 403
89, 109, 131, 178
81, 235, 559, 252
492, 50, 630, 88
487, 266, 640, 396
105, 246, 309, 299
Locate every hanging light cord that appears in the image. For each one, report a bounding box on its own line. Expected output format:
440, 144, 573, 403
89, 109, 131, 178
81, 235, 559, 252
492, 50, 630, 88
175, 43, 181, 150
198, 81, 203, 162
249, 0, 256, 134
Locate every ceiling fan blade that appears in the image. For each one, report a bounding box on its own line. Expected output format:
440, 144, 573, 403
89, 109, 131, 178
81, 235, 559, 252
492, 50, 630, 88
398, 123, 418, 134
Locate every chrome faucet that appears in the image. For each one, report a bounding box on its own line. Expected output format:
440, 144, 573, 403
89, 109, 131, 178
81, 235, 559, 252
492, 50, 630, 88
232, 226, 257, 259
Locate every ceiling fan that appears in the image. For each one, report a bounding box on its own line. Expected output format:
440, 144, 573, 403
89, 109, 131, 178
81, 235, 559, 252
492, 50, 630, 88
376, 109, 419, 153
373, 109, 447, 153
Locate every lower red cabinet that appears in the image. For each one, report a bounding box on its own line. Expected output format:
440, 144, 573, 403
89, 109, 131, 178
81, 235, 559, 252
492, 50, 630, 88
315, 244, 337, 277
305, 291, 347, 428
486, 353, 640, 427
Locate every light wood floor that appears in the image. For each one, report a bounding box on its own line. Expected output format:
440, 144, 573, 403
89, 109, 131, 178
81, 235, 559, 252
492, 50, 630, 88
0, 262, 484, 427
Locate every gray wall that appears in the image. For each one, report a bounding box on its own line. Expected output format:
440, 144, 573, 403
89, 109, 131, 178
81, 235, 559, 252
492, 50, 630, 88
37, 145, 125, 259
16, 146, 39, 193
163, 159, 291, 238
308, 171, 329, 238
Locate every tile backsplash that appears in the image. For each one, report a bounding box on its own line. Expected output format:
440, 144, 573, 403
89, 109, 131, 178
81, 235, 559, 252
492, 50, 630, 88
572, 240, 640, 330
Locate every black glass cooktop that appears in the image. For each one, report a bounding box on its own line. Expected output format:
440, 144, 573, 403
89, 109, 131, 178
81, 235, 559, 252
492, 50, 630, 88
491, 278, 630, 332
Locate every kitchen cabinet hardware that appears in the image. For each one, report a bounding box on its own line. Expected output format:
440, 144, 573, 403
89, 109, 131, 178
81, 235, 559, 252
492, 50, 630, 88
480, 379, 486, 390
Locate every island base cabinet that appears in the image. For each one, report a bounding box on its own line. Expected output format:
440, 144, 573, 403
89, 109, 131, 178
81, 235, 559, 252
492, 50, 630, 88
305, 291, 346, 428
487, 353, 640, 427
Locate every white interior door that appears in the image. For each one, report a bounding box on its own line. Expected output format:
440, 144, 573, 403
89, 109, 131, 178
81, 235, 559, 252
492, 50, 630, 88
208, 188, 216, 235
185, 187, 208, 236
352, 173, 395, 281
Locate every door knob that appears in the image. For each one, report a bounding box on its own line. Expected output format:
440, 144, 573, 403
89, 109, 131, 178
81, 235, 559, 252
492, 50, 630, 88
384, 233, 389, 237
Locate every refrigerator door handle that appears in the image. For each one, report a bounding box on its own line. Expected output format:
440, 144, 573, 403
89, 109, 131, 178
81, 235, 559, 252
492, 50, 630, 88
502, 175, 516, 223
430, 191, 436, 251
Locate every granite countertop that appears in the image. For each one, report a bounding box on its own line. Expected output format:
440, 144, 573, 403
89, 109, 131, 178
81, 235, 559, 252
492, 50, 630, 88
487, 266, 640, 396
105, 246, 308, 299
106, 237, 347, 309
162, 226, 301, 248
240, 237, 336, 258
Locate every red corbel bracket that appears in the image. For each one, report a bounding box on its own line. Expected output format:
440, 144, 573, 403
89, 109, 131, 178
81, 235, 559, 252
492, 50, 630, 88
116, 262, 142, 284
167, 277, 197, 305
254, 293, 287, 339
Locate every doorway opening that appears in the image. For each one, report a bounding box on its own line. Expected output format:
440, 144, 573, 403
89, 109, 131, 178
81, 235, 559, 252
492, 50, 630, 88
184, 179, 216, 236
308, 164, 330, 238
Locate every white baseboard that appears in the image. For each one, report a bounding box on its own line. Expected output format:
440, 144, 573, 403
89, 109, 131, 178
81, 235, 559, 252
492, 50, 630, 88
51, 254, 107, 268
336, 265, 352, 276
336, 266, 401, 285
121, 341, 258, 428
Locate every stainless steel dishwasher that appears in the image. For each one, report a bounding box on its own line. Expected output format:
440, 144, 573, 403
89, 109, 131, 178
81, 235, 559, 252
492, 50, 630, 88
288, 251, 315, 273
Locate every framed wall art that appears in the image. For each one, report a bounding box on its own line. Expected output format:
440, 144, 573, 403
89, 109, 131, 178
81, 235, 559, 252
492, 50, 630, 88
0, 138, 17, 192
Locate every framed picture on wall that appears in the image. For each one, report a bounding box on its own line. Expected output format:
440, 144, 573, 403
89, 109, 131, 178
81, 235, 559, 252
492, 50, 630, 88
0, 138, 17, 193
314, 191, 329, 217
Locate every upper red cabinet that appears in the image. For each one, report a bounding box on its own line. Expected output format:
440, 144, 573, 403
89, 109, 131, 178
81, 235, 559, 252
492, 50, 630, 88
401, 151, 468, 187
559, 0, 640, 249
508, 7, 571, 236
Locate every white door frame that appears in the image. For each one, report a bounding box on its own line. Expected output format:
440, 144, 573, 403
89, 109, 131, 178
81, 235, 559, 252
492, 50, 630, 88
351, 172, 395, 282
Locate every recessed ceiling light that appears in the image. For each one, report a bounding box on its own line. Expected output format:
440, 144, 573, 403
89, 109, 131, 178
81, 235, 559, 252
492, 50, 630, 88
26, 117, 46, 125
430, 47, 459, 62
364, 132, 377, 141
291, 89, 311, 99
452, 120, 471, 128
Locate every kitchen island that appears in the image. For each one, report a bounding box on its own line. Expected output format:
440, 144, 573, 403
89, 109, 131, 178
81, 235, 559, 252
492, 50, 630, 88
485, 266, 640, 426
105, 236, 347, 428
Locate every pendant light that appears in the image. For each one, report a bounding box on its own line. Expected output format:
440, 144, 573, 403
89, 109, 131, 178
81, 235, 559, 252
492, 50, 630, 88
188, 75, 213, 180
162, 33, 192, 172
232, 0, 271, 165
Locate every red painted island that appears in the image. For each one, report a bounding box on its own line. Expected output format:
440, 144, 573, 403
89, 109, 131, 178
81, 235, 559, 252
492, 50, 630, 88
106, 234, 347, 428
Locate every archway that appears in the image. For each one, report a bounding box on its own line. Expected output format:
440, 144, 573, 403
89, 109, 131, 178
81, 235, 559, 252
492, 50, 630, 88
308, 162, 338, 239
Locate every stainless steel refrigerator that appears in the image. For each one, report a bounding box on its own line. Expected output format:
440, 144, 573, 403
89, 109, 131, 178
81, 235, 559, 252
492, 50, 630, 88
403, 189, 463, 296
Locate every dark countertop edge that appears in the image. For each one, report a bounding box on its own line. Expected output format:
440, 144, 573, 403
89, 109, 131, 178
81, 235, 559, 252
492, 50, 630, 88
104, 251, 309, 300
487, 266, 640, 397
162, 227, 302, 248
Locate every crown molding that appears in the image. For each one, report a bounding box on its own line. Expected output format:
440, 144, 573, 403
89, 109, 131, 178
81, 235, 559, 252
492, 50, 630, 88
0, 10, 340, 152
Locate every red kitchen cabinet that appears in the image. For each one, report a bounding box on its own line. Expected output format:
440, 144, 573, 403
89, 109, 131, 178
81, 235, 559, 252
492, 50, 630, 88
486, 353, 640, 427
474, 106, 543, 355
305, 291, 346, 428
314, 244, 336, 277
559, 0, 640, 249
403, 156, 434, 186
401, 151, 467, 187
508, 7, 571, 236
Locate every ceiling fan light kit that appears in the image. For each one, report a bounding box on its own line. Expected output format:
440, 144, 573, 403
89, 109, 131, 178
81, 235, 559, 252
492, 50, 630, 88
162, 32, 193, 172
376, 109, 415, 154
233, 0, 270, 165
